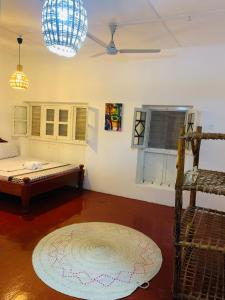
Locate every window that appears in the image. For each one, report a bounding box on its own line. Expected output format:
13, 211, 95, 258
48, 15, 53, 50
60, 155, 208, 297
42, 106, 72, 140
132, 106, 200, 187
13, 102, 88, 144
148, 111, 186, 150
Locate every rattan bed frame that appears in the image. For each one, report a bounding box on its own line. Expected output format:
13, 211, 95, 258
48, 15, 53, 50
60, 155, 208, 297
0, 139, 84, 212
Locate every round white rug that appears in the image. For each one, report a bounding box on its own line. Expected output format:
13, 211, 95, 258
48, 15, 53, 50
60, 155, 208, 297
32, 222, 162, 300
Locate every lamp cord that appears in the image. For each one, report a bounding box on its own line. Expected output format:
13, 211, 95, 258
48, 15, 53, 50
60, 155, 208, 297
18, 43, 21, 65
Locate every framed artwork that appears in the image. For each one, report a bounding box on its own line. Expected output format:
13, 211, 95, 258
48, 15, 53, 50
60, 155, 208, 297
105, 103, 122, 131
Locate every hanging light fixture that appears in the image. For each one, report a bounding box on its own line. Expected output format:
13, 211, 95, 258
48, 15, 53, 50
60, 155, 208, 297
9, 36, 29, 90
42, 0, 88, 57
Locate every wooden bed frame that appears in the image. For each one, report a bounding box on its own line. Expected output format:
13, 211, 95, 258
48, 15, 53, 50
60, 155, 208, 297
0, 139, 84, 212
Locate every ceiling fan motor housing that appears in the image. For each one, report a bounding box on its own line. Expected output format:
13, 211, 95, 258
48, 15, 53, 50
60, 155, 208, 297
17, 37, 23, 45
107, 40, 118, 55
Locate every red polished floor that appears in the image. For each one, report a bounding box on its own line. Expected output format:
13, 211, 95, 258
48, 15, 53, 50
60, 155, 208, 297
0, 188, 174, 300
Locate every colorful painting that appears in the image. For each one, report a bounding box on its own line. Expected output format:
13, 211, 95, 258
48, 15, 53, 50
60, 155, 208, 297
105, 103, 122, 131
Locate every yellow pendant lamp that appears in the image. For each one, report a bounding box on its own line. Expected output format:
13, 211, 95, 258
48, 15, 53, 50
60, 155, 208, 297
9, 36, 29, 90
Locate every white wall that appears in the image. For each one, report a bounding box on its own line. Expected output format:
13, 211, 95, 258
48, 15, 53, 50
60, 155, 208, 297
0, 47, 14, 140
1, 44, 225, 210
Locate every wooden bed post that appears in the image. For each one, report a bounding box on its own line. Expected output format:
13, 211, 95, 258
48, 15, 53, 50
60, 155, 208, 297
21, 178, 31, 213
78, 165, 84, 191
173, 126, 186, 298
21, 194, 31, 213
190, 126, 202, 207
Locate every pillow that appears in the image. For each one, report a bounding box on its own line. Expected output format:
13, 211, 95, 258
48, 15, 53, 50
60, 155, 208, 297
0, 143, 19, 159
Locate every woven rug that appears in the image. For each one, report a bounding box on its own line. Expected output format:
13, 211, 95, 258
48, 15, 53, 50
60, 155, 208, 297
32, 222, 162, 300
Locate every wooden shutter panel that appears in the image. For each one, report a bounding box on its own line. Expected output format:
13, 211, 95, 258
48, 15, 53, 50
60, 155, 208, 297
131, 108, 150, 148
185, 109, 201, 134
31, 106, 41, 136
185, 109, 201, 150
75, 107, 87, 141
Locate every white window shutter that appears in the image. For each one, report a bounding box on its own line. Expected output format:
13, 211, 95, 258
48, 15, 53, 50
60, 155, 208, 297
185, 109, 201, 150
131, 108, 150, 149
12, 105, 29, 136
42, 106, 57, 139
57, 107, 72, 141
185, 109, 201, 134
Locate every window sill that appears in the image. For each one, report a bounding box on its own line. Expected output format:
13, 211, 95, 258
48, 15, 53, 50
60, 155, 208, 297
144, 148, 177, 155
142, 147, 192, 156
26, 136, 87, 146
136, 182, 175, 191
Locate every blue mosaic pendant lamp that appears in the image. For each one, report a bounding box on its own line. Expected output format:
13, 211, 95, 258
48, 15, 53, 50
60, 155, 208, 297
42, 0, 88, 57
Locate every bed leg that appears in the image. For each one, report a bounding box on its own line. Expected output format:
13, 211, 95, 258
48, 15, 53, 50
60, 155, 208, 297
21, 194, 30, 213
78, 164, 84, 191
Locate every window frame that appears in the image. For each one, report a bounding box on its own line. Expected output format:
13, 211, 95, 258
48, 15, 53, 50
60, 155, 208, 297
133, 105, 200, 187
73, 105, 88, 144
12, 105, 29, 137
131, 108, 151, 149
12, 102, 88, 145
133, 105, 194, 152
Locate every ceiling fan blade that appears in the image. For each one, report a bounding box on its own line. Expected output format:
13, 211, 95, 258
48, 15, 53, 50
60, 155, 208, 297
90, 52, 106, 58
119, 49, 161, 54
87, 32, 108, 49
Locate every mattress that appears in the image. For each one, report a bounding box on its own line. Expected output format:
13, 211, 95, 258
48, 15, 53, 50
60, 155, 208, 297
0, 156, 78, 183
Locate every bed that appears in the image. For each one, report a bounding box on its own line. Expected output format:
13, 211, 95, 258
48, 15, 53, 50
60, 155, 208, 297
0, 139, 84, 212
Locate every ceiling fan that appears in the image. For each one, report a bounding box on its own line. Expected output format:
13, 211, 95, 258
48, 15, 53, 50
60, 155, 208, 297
87, 23, 161, 57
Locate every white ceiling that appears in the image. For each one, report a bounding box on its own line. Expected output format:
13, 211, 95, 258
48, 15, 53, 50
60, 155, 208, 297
0, 0, 225, 57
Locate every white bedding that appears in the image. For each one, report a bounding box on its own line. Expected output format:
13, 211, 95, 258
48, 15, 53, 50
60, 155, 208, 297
0, 156, 74, 181
0, 156, 48, 172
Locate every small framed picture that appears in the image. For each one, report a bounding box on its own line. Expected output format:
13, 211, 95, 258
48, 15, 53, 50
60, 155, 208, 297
105, 103, 123, 131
